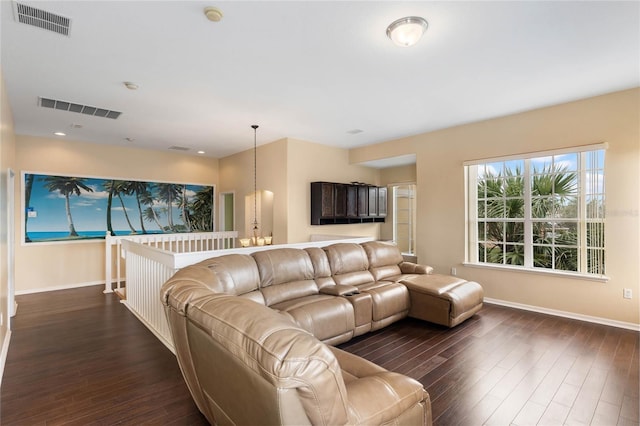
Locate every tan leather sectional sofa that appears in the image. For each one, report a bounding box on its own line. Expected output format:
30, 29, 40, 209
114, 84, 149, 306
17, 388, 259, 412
161, 241, 484, 425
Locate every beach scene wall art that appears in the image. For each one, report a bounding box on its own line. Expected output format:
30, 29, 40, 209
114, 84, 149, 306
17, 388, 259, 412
23, 172, 214, 243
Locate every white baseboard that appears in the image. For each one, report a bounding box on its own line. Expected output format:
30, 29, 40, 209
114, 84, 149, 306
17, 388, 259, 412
15, 280, 106, 295
484, 297, 640, 332
0, 330, 12, 387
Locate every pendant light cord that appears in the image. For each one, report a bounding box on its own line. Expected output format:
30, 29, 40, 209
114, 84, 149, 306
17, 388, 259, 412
251, 125, 259, 230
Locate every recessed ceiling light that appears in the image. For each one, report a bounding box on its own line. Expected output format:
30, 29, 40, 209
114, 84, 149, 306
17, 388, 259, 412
197, 150, 205, 154
124, 137, 135, 142
123, 81, 139, 90
54, 132, 66, 136
347, 129, 364, 135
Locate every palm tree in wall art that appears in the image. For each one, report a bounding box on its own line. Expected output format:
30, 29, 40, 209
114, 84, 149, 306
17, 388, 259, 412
104, 180, 137, 235
24, 173, 34, 242
23, 173, 214, 242
190, 187, 214, 231
140, 184, 165, 231
127, 180, 150, 234
43, 176, 93, 237
156, 183, 180, 232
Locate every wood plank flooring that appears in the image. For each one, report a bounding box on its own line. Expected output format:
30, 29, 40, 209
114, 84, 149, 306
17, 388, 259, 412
1, 284, 638, 425
340, 304, 639, 426
1, 285, 208, 425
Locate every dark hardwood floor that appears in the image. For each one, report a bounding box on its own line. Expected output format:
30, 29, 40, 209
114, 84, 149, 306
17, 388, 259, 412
1, 285, 638, 425
1, 285, 208, 425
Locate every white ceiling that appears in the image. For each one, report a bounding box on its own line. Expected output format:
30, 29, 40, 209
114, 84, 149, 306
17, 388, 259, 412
1, 1, 638, 164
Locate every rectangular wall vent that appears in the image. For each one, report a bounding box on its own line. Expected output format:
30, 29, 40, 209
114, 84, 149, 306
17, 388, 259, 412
168, 146, 190, 151
13, 2, 71, 36
39, 97, 122, 119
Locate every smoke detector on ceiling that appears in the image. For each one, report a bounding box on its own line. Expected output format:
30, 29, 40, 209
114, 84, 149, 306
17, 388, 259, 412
12, 1, 72, 36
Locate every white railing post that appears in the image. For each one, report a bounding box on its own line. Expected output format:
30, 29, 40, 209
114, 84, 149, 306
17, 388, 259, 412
104, 232, 113, 293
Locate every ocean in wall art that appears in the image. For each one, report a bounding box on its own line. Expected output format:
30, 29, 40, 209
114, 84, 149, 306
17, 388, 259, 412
24, 173, 214, 243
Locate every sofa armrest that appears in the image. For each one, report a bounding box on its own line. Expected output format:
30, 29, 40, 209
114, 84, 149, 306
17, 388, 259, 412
400, 262, 434, 275
331, 347, 431, 425
346, 372, 430, 425
320, 284, 360, 296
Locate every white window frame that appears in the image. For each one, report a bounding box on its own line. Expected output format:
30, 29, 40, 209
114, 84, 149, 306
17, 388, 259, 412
464, 143, 608, 281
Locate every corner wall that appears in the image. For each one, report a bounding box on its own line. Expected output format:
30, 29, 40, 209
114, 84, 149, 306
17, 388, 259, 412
0, 68, 17, 381
286, 138, 381, 243
13, 136, 219, 293
350, 88, 640, 326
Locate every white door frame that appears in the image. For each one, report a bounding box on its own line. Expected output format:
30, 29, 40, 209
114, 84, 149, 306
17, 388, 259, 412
7, 169, 15, 318
219, 191, 235, 232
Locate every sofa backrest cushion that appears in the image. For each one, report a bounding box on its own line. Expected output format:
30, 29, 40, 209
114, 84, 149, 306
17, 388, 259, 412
186, 294, 350, 425
304, 247, 336, 290
324, 243, 375, 286
362, 241, 404, 281
252, 248, 319, 306
197, 254, 261, 297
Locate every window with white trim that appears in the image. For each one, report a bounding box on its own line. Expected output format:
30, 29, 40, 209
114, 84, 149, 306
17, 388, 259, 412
465, 145, 606, 277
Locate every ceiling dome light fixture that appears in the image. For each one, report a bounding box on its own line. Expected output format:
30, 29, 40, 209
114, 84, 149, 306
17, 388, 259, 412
386, 16, 428, 47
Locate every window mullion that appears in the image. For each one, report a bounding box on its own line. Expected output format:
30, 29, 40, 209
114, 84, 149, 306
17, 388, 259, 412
523, 159, 533, 268
578, 152, 587, 274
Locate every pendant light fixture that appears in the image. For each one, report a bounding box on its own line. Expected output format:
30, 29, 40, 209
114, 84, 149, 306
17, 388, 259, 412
251, 124, 259, 244
238, 124, 272, 248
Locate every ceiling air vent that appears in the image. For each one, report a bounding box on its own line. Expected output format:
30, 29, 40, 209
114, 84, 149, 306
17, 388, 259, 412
168, 146, 190, 151
39, 97, 122, 119
13, 2, 71, 36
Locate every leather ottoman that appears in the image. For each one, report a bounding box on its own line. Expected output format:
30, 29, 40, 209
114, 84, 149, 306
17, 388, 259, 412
400, 274, 484, 327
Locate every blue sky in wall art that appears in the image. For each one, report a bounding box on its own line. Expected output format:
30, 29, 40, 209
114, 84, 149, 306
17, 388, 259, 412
24, 173, 214, 243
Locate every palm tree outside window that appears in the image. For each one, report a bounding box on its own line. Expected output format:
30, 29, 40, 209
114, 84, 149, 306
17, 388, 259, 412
465, 145, 606, 277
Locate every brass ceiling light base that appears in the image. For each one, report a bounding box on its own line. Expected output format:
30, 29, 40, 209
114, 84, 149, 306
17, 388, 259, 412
204, 7, 223, 22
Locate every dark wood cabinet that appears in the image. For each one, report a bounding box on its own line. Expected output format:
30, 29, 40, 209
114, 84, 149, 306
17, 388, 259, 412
311, 181, 387, 225
334, 184, 347, 217
378, 187, 387, 217
357, 185, 369, 217
346, 185, 358, 218
321, 183, 334, 217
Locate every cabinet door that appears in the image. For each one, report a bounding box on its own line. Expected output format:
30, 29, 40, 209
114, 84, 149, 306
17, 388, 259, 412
346, 185, 358, 217
334, 184, 347, 217
321, 183, 334, 217
357, 186, 369, 217
368, 186, 378, 217
377, 187, 387, 217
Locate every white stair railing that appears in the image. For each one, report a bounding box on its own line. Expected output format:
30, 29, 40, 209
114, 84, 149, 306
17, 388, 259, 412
104, 231, 238, 294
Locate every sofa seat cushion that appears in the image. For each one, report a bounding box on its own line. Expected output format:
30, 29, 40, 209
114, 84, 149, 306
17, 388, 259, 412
272, 295, 355, 344
354, 282, 410, 325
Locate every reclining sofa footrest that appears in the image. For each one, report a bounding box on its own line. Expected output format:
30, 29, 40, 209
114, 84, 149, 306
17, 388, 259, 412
401, 274, 484, 328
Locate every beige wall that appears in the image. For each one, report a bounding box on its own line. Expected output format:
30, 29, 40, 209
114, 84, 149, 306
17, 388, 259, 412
350, 88, 640, 325
1, 69, 16, 358
219, 138, 288, 244
220, 137, 382, 244
287, 138, 381, 243
14, 136, 219, 292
